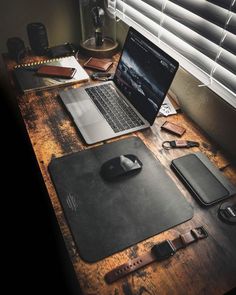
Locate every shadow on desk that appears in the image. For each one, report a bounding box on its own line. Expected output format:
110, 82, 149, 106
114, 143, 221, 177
225, 288, 236, 295
0, 82, 82, 295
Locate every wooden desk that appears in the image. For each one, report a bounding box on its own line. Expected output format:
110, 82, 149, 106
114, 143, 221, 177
4, 53, 236, 295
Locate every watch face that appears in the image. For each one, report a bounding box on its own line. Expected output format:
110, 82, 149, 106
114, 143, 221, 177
152, 240, 176, 261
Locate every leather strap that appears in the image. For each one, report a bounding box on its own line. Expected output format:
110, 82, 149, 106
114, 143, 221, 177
105, 226, 207, 284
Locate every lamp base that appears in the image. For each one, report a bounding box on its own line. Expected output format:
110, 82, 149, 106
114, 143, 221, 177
80, 37, 119, 58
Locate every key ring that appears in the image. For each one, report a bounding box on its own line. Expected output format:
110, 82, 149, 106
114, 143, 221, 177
162, 141, 173, 150
162, 140, 200, 150
90, 72, 114, 81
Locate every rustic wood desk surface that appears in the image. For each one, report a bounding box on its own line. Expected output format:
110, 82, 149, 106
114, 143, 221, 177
4, 53, 236, 295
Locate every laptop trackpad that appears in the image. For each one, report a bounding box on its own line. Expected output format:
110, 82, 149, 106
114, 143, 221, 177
60, 89, 104, 126
70, 99, 104, 126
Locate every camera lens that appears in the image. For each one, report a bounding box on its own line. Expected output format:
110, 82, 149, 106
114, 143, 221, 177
27, 22, 49, 55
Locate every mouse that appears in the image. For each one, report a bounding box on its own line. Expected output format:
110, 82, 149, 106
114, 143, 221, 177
100, 154, 142, 181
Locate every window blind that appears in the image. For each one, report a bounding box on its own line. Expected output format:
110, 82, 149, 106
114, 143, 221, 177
116, 0, 236, 106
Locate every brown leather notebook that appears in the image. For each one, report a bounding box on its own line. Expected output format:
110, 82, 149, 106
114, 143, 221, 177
83, 57, 113, 72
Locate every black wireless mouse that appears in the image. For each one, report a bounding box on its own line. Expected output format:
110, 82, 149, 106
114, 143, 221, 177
100, 154, 143, 181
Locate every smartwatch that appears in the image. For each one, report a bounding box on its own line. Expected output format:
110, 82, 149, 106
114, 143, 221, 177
105, 226, 208, 284
152, 240, 176, 261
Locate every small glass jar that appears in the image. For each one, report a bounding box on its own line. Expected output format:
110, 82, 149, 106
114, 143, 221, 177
79, 0, 119, 57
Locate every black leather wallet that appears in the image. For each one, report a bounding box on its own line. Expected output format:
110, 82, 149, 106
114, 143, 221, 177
171, 152, 236, 206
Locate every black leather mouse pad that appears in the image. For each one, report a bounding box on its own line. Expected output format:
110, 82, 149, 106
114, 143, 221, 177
49, 137, 193, 262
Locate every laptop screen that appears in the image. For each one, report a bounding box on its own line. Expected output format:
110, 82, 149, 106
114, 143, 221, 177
114, 27, 179, 125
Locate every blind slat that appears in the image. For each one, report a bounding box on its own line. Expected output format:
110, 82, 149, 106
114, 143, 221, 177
222, 32, 236, 55
218, 49, 236, 75
207, 0, 236, 12
168, 0, 236, 34
214, 66, 236, 93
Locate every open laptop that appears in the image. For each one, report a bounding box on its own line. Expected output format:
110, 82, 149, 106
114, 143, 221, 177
59, 27, 179, 144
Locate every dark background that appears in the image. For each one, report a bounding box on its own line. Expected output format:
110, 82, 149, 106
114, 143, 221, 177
0, 81, 81, 294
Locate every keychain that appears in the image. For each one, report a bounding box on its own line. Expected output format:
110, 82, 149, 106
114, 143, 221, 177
162, 140, 199, 150
90, 72, 114, 81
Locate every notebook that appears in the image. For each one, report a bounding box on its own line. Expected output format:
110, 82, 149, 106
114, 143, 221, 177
13, 55, 89, 93
59, 27, 179, 144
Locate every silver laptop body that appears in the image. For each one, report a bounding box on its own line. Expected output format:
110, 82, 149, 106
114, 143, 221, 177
59, 27, 179, 144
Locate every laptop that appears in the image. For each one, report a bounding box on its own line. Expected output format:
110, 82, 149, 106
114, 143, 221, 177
59, 27, 179, 144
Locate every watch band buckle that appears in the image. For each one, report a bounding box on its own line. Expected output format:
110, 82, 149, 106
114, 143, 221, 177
191, 226, 208, 240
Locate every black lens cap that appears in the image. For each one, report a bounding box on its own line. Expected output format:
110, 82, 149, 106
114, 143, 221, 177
218, 200, 236, 225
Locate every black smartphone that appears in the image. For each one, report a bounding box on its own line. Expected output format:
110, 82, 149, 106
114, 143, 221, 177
36, 65, 77, 79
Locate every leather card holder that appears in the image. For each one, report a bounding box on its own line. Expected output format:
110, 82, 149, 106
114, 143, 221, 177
83, 57, 113, 72
161, 121, 186, 137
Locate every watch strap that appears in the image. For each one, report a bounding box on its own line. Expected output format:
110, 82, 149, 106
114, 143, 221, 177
105, 226, 207, 284
172, 226, 207, 250
105, 251, 155, 284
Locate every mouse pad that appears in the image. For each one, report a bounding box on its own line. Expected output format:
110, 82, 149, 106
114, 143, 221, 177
48, 137, 193, 262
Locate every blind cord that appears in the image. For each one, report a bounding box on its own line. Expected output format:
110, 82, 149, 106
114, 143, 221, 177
158, 0, 168, 42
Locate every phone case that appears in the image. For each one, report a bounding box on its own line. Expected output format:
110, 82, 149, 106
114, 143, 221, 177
37, 65, 76, 79
171, 152, 236, 206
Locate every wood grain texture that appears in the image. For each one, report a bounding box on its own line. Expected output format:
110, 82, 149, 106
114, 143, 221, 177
4, 53, 236, 295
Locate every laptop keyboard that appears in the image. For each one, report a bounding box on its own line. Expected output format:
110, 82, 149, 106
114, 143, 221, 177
85, 84, 144, 133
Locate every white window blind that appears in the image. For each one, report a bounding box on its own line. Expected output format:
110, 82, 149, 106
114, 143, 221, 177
116, 0, 236, 106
